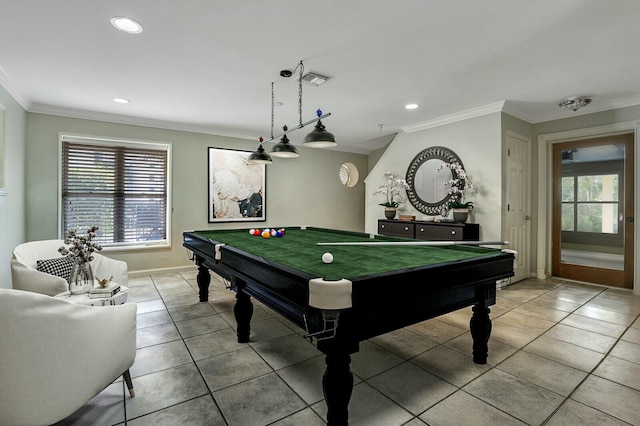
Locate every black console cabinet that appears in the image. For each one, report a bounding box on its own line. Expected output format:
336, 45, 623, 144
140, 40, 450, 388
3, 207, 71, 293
378, 219, 479, 241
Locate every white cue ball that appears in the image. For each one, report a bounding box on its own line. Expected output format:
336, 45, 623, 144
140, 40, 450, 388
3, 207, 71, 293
322, 252, 334, 264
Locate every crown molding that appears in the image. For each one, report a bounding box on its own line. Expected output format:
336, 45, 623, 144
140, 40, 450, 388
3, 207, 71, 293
401, 96, 640, 131
402, 101, 506, 133
28, 103, 260, 141
501, 101, 537, 123
531, 95, 640, 124
0, 66, 28, 109
27, 103, 377, 154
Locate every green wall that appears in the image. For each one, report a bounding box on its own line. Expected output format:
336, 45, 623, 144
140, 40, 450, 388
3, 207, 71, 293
25, 113, 368, 274
0, 85, 27, 288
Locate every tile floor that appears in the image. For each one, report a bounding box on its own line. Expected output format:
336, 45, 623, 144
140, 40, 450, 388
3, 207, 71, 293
56, 270, 640, 426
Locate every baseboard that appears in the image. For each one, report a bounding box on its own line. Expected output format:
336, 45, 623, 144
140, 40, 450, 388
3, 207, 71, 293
496, 278, 513, 290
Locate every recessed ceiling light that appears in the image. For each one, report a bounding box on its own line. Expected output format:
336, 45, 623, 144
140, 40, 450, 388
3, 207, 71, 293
110, 17, 143, 34
405, 103, 419, 110
113, 98, 130, 104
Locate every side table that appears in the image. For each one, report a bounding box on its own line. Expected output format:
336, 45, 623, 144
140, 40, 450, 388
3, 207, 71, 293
54, 284, 129, 306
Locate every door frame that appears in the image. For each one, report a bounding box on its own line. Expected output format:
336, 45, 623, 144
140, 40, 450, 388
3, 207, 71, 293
551, 134, 633, 287
537, 121, 639, 294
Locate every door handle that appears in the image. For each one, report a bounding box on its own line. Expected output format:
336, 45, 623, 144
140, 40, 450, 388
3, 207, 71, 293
627, 217, 634, 223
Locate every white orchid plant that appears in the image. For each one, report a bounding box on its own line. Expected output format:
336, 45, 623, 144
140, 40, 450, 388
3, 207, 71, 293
436, 162, 479, 209
374, 171, 410, 208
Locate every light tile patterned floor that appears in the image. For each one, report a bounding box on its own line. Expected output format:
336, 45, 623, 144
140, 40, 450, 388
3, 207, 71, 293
56, 271, 640, 425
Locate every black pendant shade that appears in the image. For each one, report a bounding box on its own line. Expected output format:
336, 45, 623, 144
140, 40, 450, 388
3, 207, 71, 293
270, 128, 299, 158
254, 61, 336, 164
247, 144, 273, 164
303, 119, 337, 148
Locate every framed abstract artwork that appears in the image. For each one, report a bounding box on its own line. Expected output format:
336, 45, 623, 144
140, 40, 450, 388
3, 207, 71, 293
208, 147, 266, 222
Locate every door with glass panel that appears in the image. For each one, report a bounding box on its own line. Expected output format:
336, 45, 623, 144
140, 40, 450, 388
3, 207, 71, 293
552, 134, 634, 288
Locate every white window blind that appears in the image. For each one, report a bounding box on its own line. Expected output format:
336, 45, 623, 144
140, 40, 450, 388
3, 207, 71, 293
61, 139, 169, 247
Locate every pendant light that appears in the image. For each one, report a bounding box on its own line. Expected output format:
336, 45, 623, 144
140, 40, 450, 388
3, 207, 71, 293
270, 126, 299, 158
303, 109, 337, 148
269, 81, 299, 158
296, 60, 336, 148
247, 138, 273, 164
249, 59, 335, 164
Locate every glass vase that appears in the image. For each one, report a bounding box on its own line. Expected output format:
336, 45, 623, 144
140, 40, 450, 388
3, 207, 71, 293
69, 261, 94, 294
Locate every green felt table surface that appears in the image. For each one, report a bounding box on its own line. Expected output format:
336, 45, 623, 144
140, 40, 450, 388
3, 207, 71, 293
192, 227, 501, 282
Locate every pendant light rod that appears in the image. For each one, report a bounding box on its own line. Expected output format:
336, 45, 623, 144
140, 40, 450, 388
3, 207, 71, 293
254, 112, 332, 147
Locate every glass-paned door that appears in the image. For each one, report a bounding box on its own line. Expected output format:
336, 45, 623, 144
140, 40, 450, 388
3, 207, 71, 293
552, 134, 634, 288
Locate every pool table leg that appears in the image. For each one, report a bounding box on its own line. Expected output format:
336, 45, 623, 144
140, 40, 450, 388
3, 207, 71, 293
470, 304, 492, 364
196, 261, 211, 302
234, 282, 253, 343
323, 352, 353, 426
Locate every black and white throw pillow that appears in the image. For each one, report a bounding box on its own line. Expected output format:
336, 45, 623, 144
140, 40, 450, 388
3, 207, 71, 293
36, 256, 75, 282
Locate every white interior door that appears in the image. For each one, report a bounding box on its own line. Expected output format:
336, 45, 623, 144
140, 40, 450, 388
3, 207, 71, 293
505, 132, 531, 282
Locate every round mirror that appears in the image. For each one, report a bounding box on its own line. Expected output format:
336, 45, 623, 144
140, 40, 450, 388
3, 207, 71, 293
405, 146, 463, 215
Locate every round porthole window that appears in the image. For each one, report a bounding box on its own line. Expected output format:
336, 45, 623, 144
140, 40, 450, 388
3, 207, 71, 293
339, 162, 359, 187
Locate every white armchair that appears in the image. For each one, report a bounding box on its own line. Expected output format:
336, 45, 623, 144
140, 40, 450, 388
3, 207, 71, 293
11, 239, 128, 296
0, 288, 137, 426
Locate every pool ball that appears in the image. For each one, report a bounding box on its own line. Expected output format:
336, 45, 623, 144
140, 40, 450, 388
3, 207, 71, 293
253, 229, 261, 236
275, 231, 283, 237
249, 229, 255, 235
262, 230, 271, 238
322, 252, 333, 264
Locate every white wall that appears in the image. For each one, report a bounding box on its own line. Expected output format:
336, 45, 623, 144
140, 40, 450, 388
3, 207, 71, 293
365, 112, 503, 241
24, 113, 368, 275
0, 85, 27, 289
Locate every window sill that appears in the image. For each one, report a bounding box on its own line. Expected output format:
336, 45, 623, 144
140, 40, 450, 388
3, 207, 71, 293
101, 241, 170, 253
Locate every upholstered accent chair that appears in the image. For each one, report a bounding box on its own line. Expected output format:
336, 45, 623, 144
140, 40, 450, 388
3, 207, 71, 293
11, 239, 128, 296
0, 289, 136, 425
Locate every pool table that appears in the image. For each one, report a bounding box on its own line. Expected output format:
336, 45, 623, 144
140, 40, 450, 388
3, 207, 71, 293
183, 227, 514, 425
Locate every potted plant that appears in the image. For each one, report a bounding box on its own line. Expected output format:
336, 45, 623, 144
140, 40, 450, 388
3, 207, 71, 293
374, 171, 410, 219
448, 199, 474, 222
437, 162, 478, 222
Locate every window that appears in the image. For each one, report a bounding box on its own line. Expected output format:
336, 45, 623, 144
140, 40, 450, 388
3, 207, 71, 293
60, 135, 171, 249
561, 174, 619, 234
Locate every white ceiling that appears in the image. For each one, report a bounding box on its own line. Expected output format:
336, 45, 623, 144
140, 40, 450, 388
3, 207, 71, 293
1, 0, 639, 154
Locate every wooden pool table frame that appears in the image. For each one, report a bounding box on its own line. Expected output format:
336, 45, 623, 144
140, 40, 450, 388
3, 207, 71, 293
184, 228, 515, 425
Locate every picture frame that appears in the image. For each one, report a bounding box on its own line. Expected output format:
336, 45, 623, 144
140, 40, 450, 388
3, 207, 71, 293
208, 147, 266, 223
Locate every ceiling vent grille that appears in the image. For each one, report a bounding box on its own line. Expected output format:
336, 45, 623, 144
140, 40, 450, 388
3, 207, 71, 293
298, 71, 330, 86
